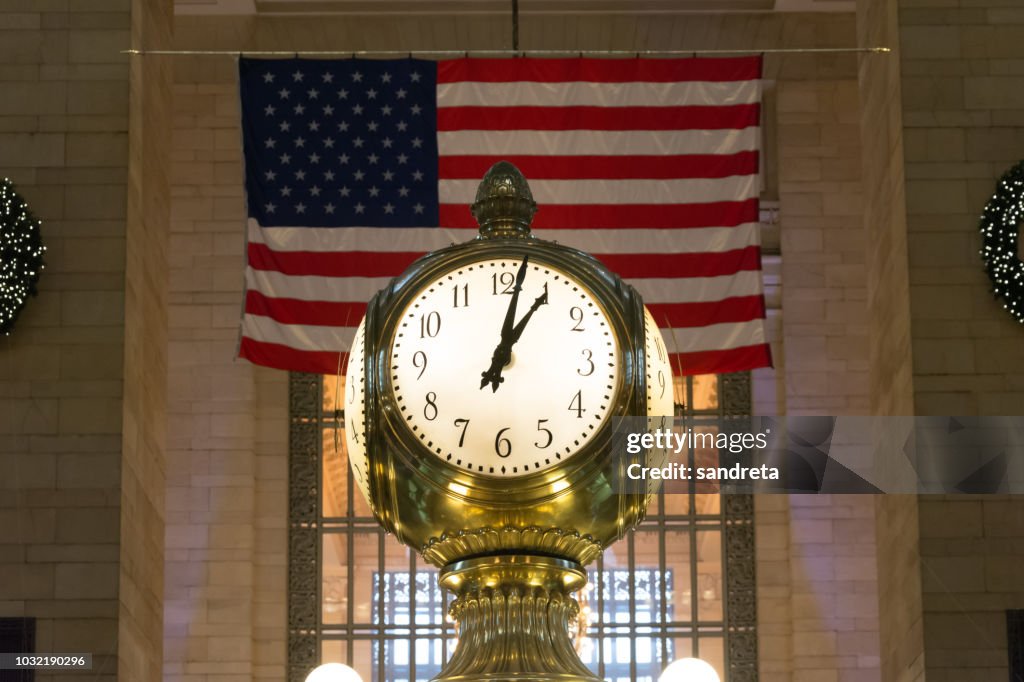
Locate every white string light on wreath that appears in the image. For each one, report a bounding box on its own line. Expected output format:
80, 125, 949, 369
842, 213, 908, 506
0, 178, 46, 335
980, 161, 1024, 325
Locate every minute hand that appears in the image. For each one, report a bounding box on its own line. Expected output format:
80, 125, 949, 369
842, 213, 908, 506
500, 255, 529, 342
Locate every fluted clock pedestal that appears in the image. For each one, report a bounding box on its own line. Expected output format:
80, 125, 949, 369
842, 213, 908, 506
434, 556, 601, 682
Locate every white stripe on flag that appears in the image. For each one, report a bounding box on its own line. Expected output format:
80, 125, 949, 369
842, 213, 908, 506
244, 313, 356, 352
437, 80, 760, 108
248, 220, 473, 252
438, 175, 757, 206
663, 319, 766, 353
246, 268, 393, 303
250, 219, 761, 256
437, 128, 759, 157
631, 270, 764, 304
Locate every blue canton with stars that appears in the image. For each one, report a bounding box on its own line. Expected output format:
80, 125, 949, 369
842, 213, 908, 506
239, 58, 439, 228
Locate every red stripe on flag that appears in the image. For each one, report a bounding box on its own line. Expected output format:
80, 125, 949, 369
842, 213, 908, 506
240, 336, 348, 375
245, 290, 367, 327
248, 243, 423, 277
439, 152, 759, 180
439, 198, 759, 230
648, 296, 766, 329
437, 57, 763, 84
597, 247, 761, 280
670, 343, 773, 376
249, 245, 759, 283
437, 105, 760, 132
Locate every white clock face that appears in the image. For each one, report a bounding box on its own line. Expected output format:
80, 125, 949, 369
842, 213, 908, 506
344, 317, 373, 506
389, 257, 620, 478
643, 306, 675, 481
644, 306, 675, 419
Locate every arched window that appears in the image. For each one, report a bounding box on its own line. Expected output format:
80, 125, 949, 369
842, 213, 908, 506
288, 373, 757, 682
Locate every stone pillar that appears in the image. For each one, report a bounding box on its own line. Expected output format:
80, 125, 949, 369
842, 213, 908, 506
120, 0, 173, 680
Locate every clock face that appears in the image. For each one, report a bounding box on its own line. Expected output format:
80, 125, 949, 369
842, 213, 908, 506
344, 317, 373, 506
644, 306, 675, 420
389, 257, 620, 478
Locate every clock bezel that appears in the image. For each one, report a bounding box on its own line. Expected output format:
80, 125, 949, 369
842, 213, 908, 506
363, 236, 645, 507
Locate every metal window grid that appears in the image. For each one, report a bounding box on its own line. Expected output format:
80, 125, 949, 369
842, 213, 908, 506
288, 371, 757, 682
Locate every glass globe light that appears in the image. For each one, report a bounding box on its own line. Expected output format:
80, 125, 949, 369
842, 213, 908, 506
659, 657, 721, 682
304, 663, 363, 682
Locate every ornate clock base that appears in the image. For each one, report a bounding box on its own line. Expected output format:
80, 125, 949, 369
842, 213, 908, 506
434, 555, 601, 682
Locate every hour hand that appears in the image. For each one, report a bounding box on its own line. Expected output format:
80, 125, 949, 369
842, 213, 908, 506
509, 284, 548, 344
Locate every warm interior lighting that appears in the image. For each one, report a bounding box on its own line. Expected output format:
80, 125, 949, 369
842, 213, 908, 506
659, 657, 721, 682
304, 663, 363, 682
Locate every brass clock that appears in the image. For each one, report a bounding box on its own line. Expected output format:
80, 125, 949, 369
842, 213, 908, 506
345, 161, 674, 681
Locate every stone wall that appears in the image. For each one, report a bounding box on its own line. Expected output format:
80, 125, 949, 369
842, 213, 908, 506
900, 2, 1024, 415
163, 74, 290, 682
0, 2, 130, 681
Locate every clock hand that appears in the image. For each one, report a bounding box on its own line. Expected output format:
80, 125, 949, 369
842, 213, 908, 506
480, 285, 548, 392
481, 256, 531, 391
508, 284, 548, 344
500, 255, 529, 342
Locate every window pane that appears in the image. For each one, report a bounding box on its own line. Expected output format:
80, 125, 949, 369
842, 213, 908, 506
691, 374, 719, 410
665, 529, 693, 624
352, 533, 379, 624
323, 374, 342, 414
697, 636, 725, 682
323, 532, 349, 624
322, 428, 349, 518
696, 530, 723, 622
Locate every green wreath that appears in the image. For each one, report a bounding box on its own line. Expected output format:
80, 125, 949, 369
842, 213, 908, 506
0, 178, 46, 336
980, 161, 1024, 325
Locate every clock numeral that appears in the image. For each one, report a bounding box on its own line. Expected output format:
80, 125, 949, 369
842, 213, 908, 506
412, 350, 428, 380
568, 390, 586, 419
657, 370, 667, 398
347, 377, 356, 404
494, 427, 512, 458
655, 334, 666, 362
424, 391, 438, 421
569, 306, 585, 332
535, 419, 553, 449
492, 271, 515, 295
419, 311, 441, 338
577, 349, 595, 376
452, 283, 469, 308
453, 418, 470, 447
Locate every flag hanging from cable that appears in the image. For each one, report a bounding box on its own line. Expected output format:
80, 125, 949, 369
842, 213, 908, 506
237, 56, 771, 376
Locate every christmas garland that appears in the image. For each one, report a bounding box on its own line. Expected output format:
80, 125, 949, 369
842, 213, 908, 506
980, 161, 1024, 325
0, 178, 46, 336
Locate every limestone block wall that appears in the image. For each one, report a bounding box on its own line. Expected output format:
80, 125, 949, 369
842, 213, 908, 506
896, 1, 1024, 680
900, 1, 1024, 415
164, 74, 289, 682
758, 75, 885, 682
0, 2, 132, 681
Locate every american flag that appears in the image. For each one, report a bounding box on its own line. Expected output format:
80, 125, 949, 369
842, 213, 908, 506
237, 56, 771, 376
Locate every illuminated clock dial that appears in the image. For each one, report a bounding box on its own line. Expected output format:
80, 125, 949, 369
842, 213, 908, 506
644, 306, 675, 419
389, 257, 620, 478
344, 317, 373, 505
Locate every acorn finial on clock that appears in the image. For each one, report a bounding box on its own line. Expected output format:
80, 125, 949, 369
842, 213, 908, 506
471, 160, 538, 238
